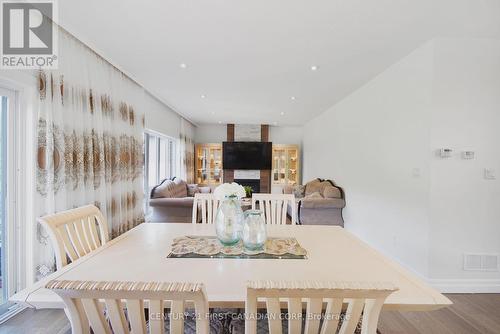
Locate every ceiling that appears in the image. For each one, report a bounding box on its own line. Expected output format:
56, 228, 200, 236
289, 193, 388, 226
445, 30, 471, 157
58, 0, 500, 126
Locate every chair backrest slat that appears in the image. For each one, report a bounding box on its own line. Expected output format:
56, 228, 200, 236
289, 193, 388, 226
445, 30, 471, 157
66, 222, 87, 258
288, 298, 303, 333
47, 280, 209, 334
127, 299, 147, 334
104, 299, 129, 334
38, 205, 109, 269
246, 280, 397, 334
192, 193, 220, 224
81, 217, 96, 251
59, 226, 80, 263
266, 297, 282, 334
148, 300, 164, 334
338, 299, 365, 334
88, 215, 103, 249
305, 298, 322, 334
321, 298, 343, 333
81, 298, 110, 334
252, 194, 296, 225
170, 300, 185, 333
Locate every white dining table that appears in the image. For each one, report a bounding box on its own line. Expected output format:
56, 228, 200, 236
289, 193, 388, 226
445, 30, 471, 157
11, 223, 451, 311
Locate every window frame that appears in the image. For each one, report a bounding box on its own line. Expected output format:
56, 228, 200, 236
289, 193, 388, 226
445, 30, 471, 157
0, 78, 33, 321
144, 130, 178, 191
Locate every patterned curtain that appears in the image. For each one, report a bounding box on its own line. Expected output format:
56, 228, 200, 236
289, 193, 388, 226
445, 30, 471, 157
179, 118, 195, 183
34, 32, 145, 280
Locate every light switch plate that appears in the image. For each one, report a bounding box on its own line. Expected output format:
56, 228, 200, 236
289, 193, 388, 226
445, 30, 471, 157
462, 151, 475, 159
437, 148, 452, 158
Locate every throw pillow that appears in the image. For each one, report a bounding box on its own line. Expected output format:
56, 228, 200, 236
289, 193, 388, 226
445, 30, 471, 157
293, 185, 306, 198
152, 179, 175, 198
305, 191, 323, 199
305, 179, 323, 196
323, 185, 341, 199
187, 184, 200, 197
199, 186, 211, 194
172, 178, 188, 198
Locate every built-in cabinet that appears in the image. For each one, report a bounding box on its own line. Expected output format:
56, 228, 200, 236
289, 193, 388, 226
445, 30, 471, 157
195, 143, 300, 190
195, 144, 223, 186
272, 145, 300, 186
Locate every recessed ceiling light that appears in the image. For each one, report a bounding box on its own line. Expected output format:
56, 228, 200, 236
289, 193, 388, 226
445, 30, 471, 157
211, 111, 215, 115
290, 96, 296, 101
280, 112, 285, 116
310, 65, 318, 71
218, 121, 222, 124
201, 94, 206, 99
179, 63, 187, 69
273, 121, 278, 126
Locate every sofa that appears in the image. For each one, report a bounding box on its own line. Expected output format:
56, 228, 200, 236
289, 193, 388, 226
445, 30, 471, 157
148, 177, 210, 223
284, 178, 345, 226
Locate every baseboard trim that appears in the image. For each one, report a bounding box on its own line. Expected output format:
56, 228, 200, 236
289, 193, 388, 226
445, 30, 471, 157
428, 279, 500, 293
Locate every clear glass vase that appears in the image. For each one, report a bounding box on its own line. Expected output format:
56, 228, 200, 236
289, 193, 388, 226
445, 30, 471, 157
215, 195, 244, 246
242, 210, 267, 250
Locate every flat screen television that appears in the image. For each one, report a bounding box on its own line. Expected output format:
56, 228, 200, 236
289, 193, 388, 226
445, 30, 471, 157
223, 142, 272, 170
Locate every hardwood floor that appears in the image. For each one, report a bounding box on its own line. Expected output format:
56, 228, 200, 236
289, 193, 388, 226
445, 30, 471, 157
378, 294, 500, 334
0, 308, 70, 334
0, 294, 499, 333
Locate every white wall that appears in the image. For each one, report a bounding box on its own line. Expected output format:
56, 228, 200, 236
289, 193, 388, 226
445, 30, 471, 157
194, 124, 303, 146
428, 38, 500, 288
194, 124, 227, 143
303, 42, 434, 277
144, 94, 181, 139
302, 38, 500, 290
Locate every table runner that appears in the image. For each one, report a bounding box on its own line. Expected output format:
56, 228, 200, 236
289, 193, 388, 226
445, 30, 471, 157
167, 236, 307, 259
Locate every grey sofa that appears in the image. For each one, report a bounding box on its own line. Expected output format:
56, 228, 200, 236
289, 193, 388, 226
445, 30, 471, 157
284, 178, 345, 226
148, 178, 210, 223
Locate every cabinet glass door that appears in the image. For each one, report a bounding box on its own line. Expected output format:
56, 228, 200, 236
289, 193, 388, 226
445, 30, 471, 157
287, 148, 298, 185
212, 147, 222, 183
272, 148, 286, 184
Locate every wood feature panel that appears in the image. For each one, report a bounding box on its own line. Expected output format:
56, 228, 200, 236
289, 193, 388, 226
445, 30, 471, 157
260, 124, 271, 192
261, 124, 269, 142
224, 124, 235, 183
260, 170, 271, 193
227, 124, 235, 142
224, 170, 234, 183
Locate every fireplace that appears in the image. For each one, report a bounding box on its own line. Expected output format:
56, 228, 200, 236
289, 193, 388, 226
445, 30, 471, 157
234, 179, 260, 194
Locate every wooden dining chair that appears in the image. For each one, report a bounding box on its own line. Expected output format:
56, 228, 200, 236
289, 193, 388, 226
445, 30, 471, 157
192, 193, 220, 224
47, 280, 209, 334
245, 280, 398, 334
38, 205, 109, 270
251, 194, 297, 225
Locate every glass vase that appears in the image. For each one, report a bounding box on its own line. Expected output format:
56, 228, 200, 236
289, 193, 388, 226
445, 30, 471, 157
215, 195, 244, 246
242, 210, 267, 250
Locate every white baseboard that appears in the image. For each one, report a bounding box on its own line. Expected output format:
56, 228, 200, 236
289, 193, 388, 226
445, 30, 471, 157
428, 279, 500, 293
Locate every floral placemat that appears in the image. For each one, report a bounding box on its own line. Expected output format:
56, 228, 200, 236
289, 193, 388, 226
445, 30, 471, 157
167, 236, 307, 259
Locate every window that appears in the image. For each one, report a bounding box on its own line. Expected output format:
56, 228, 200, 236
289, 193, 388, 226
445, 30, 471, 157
144, 131, 177, 190
0, 85, 25, 320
